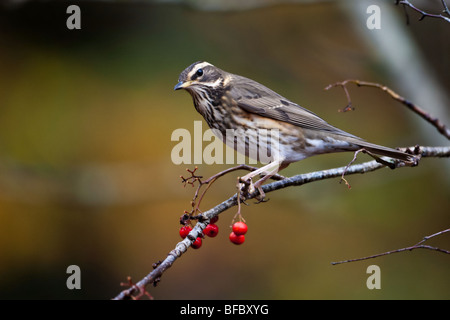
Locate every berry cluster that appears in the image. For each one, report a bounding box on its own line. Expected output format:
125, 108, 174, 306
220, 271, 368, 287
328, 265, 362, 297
229, 221, 247, 245
179, 216, 248, 248
179, 216, 220, 249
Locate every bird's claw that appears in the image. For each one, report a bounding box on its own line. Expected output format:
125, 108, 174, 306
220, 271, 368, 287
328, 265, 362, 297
237, 177, 267, 203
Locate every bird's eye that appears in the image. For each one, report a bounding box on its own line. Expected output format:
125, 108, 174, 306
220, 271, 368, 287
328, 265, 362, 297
195, 68, 203, 77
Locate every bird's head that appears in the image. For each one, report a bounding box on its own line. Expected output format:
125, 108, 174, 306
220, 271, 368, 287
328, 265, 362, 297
174, 61, 225, 92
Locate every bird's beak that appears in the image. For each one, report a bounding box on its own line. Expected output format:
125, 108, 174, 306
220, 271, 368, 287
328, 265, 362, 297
174, 81, 190, 91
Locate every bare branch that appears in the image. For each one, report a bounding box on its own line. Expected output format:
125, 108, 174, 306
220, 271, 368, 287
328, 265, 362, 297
325, 80, 450, 140
396, 0, 450, 23
180, 164, 285, 219
331, 229, 450, 265
442, 0, 450, 16
113, 145, 450, 300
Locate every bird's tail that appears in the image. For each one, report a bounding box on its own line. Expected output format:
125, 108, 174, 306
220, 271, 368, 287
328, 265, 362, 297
352, 140, 417, 164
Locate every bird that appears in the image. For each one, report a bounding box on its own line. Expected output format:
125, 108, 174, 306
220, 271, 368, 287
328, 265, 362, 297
174, 61, 417, 199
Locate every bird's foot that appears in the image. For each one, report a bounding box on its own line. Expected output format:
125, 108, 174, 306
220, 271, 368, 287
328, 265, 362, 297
237, 177, 268, 203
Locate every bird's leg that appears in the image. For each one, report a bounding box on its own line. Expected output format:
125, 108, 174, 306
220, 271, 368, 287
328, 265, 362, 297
251, 167, 279, 203
253, 162, 289, 202
237, 160, 285, 202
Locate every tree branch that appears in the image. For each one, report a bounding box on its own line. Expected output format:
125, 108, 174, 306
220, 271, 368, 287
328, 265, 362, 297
113, 145, 450, 300
325, 80, 450, 140
396, 0, 450, 23
331, 228, 450, 265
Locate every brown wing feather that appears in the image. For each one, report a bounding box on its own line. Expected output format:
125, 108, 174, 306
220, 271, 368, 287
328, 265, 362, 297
228, 74, 416, 163
229, 74, 360, 139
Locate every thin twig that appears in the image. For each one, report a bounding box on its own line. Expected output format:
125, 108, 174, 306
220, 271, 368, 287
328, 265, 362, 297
182, 164, 285, 217
193, 176, 218, 214
331, 228, 450, 265
396, 0, 450, 23
325, 80, 450, 140
442, 0, 450, 16
340, 149, 364, 189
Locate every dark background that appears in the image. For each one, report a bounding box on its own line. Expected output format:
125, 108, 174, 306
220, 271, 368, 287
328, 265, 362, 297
0, 0, 448, 299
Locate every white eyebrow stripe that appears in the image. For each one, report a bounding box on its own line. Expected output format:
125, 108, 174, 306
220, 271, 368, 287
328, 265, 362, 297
210, 77, 222, 87
187, 62, 214, 78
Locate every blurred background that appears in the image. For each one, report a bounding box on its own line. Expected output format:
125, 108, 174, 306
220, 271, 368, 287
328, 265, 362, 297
0, 0, 448, 299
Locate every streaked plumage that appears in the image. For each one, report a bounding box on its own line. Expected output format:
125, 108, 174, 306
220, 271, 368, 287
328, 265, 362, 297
175, 61, 415, 166
175, 62, 414, 162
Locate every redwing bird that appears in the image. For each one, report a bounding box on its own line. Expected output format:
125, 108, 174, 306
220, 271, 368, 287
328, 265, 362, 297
175, 61, 416, 199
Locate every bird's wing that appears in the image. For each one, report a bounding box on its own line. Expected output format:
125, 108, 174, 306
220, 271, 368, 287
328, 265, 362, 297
229, 75, 360, 139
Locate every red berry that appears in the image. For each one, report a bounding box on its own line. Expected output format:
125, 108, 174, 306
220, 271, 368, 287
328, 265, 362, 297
210, 216, 219, 224
204, 223, 219, 237
191, 237, 202, 249
232, 222, 248, 236
179, 225, 192, 239
229, 232, 245, 245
